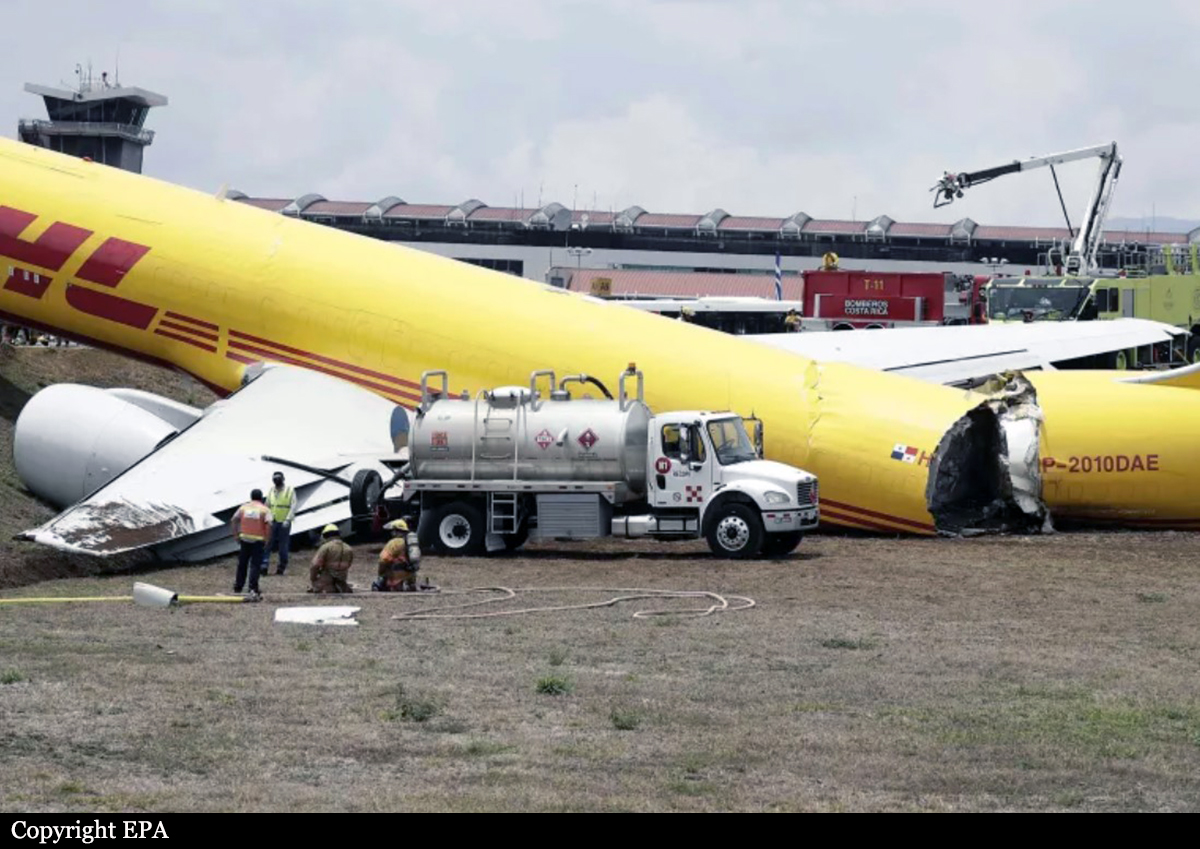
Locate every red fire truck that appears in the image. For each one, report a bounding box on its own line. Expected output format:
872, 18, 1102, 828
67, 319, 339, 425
801, 269, 988, 329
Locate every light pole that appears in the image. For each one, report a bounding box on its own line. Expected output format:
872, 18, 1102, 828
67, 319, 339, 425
567, 247, 593, 270
985, 256, 1009, 275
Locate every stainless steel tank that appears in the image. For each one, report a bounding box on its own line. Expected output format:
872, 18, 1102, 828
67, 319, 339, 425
411, 391, 651, 488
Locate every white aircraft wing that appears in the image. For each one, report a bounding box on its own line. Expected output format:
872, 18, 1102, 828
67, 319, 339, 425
18, 364, 409, 561
750, 318, 1185, 384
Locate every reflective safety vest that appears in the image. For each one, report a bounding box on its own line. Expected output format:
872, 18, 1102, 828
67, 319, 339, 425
267, 485, 295, 523
236, 501, 272, 542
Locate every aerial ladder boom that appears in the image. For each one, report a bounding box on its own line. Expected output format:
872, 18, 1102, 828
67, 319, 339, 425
931, 142, 1122, 275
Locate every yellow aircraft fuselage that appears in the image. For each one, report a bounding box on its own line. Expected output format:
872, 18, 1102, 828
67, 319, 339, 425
2, 139, 1198, 532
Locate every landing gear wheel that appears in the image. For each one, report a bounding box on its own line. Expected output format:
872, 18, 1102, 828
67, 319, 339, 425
705, 503, 765, 559
1108, 349, 1129, 370
416, 510, 436, 552
434, 500, 486, 556
761, 531, 803, 558
349, 469, 383, 535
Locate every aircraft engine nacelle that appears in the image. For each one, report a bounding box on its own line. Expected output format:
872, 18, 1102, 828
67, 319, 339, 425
14, 385, 197, 508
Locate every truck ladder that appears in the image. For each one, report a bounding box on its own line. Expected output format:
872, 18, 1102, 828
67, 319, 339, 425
489, 492, 519, 534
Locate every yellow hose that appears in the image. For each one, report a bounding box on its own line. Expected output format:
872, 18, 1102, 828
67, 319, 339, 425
0, 596, 133, 605
0, 594, 250, 606
177, 595, 249, 604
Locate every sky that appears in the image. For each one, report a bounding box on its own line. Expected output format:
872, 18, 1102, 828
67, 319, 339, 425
3, 0, 1199, 229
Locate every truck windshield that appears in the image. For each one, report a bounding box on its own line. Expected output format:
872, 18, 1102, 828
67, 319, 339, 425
706, 418, 758, 465
988, 285, 1090, 320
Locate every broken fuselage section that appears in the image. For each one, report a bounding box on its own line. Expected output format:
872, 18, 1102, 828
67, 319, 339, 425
927, 373, 1048, 535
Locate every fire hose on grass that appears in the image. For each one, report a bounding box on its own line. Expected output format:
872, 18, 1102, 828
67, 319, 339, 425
1, 583, 755, 621
0, 582, 255, 607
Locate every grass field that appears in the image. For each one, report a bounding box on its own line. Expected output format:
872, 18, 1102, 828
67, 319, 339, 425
2, 533, 1199, 812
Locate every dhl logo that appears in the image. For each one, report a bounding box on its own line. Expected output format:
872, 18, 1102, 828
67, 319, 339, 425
0, 205, 424, 405
0, 204, 155, 329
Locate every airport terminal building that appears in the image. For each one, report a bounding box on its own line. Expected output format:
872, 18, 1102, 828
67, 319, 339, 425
229, 191, 1200, 296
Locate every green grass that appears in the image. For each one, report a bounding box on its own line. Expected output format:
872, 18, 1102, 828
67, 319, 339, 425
459, 739, 516, 757
610, 708, 642, 731
383, 685, 441, 723
819, 637, 877, 650
1, 669, 27, 684
535, 675, 573, 696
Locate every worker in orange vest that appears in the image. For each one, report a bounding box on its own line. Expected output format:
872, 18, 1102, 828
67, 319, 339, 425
231, 488, 271, 597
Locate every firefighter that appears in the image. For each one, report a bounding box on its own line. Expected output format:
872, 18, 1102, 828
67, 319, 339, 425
230, 488, 271, 597
309, 524, 354, 593
678, 306, 695, 323
783, 308, 801, 332
374, 519, 421, 592
265, 471, 296, 575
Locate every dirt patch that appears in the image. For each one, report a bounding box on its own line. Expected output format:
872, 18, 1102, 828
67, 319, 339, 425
1, 532, 1198, 811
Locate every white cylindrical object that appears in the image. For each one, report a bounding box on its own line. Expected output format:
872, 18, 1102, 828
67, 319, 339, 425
133, 582, 179, 608
14, 385, 179, 507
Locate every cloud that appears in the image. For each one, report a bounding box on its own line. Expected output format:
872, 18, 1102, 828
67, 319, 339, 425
492, 94, 872, 217
3, 0, 1197, 226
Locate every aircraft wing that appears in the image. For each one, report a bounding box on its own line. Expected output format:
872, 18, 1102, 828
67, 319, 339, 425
18, 364, 408, 561
749, 318, 1185, 384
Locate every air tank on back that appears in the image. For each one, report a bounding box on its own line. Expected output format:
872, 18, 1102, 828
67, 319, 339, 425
410, 368, 651, 490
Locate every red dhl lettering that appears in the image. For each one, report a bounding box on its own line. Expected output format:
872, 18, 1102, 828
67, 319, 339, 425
0, 205, 160, 326
0, 206, 92, 272
76, 237, 151, 288
4, 264, 53, 299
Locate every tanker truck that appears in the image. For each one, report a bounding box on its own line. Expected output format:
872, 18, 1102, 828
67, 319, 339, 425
391, 366, 819, 559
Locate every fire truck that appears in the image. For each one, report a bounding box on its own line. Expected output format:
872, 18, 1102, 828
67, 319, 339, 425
934, 142, 1200, 362
388, 366, 819, 559
800, 268, 986, 329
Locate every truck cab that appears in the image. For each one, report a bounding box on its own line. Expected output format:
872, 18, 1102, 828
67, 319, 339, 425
984, 276, 1096, 323
644, 411, 819, 557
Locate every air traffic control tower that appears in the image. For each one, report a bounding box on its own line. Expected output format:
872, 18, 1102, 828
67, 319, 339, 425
18, 68, 167, 173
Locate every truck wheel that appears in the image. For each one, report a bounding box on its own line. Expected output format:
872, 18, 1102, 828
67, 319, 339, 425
435, 500, 485, 556
762, 531, 803, 558
706, 503, 765, 559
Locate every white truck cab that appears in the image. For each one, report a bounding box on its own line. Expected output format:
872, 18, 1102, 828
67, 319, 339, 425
645, 411, 818, 556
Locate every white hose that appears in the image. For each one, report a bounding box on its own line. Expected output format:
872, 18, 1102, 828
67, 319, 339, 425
389, 586, 755, 621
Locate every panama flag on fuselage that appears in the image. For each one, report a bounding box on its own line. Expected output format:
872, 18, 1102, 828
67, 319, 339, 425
891, 444, 920, 463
